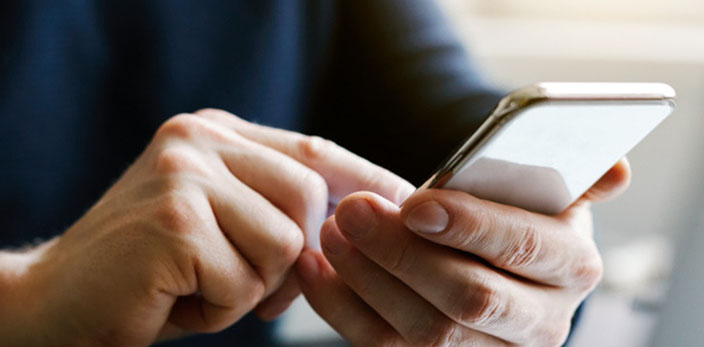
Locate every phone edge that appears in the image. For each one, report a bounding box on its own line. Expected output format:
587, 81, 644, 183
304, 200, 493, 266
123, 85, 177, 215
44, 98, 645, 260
417, 82, 676, 195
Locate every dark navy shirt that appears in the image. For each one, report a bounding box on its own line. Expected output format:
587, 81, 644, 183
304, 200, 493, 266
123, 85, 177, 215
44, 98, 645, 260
0, 0, 506, 345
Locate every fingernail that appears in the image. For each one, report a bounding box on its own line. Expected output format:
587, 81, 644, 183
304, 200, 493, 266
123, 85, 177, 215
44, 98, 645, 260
336, 198, 376, 239
321, 227, 351, 255
404, 201, 449, 233
296, 251, 320, 282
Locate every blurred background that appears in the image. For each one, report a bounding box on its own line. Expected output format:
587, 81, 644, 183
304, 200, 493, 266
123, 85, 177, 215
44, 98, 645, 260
279, 1, 704, 345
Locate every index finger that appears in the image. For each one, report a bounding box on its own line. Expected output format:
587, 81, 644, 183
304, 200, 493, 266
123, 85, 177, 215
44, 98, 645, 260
579, 158, 631, 203
194, 109, 415, 205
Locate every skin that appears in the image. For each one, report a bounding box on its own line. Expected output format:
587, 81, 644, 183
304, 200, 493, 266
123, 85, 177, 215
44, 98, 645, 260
0, 106, 630, 346
0, 109, 414, 346
297, 159, 631, 346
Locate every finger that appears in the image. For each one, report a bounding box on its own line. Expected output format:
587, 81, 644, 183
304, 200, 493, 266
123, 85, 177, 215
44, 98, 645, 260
207, 178, 304, 294
334, 195, 557, 344
156, 113, 327, 244
194, 109, 415, 205
153, 114, 306, 293
580, 157, 631, 203
162, 192, 266, 333
254, 272, 301, 321
319, 218, 510, 346
211, 131, 328, 246
296, 249, 403, 346
399, 189, 603, 289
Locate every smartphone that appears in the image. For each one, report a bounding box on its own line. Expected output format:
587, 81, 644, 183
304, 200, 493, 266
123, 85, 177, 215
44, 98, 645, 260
418, 82, 676, 215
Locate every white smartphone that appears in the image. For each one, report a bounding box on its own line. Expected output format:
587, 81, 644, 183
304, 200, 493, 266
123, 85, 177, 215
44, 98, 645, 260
418, 82, 676, 215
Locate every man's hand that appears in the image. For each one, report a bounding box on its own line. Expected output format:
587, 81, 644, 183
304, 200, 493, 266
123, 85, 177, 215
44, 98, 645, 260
1, 109, 413, 346
298, 159, 631, 346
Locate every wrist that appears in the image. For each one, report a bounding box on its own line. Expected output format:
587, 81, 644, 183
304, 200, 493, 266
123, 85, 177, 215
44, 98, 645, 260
0, 238, 59, 345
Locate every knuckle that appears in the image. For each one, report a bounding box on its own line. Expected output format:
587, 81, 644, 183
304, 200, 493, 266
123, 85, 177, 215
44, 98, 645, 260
254, 224, 305, 283
298, 135, 336, 163
153, 146, 206, 176
154, 191, 205, 233
242, 277, 267, 309
275, 229, 305, 268
157, 113, 238, 146
571, 250, 604, 290
194, 108, 249, 128
258, 225, 305, 278
297, 168, 329, 211
411, 319, 459, 346
156, 114, 207, 141
458, 281, 505, 328
194, 107, 226, 116
497, 224, 542, 269
285, 167, 328, 238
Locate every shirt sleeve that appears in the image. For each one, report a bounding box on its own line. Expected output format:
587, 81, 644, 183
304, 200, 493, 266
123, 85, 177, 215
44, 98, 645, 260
306, 0, 504, 185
